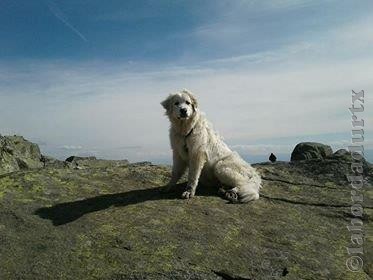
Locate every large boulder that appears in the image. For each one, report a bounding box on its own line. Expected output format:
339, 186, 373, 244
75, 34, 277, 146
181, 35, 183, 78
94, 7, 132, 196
291, 142, 333, 161
0, 135, 43, 174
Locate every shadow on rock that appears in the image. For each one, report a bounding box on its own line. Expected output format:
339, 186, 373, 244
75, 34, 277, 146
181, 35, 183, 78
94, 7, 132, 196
34, 183, 219, 226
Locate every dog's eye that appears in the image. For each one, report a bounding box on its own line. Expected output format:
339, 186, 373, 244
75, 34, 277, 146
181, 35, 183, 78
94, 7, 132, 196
174, 102, 179, 106
186, 101, 191, 105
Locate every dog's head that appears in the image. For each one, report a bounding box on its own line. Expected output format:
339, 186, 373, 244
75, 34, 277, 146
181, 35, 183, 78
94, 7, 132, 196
161, 89, 198, 120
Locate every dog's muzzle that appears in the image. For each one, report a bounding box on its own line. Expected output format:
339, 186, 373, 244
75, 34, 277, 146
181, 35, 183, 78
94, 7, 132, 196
179, 108, 188, 118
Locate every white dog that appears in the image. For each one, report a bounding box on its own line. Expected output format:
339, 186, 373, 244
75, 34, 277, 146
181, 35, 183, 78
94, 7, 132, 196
161, 89, 262, 203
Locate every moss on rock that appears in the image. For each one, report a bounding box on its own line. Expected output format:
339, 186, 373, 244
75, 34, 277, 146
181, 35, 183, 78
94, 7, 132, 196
0, 157, 371, 279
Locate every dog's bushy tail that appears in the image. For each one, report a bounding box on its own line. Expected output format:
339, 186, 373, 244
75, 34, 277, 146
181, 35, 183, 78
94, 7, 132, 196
237, 178, 261, 203
231, 153, 262, 203
225, 166, 261, 203
215, 152, 262, 203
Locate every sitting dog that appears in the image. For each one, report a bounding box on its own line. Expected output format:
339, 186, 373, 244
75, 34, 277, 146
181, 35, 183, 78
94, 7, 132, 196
161, 89, 262, 203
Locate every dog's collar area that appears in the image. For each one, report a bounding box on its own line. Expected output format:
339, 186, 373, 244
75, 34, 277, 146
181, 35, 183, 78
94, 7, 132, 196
183, 128, 193, 153
185, 128, 194, 138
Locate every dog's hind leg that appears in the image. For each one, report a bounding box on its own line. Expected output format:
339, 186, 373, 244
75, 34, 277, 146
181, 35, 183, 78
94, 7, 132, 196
218, 184, 259, 203
214, 156, 261, 203
235, 184, 260, 203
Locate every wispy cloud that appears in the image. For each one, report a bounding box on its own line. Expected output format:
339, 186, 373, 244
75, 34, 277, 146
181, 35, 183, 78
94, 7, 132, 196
202, 42, 313, 66
231, 144, 293, 156
60, 145, 83, 150
258, 0, 318, 10
46, 0, 88, 42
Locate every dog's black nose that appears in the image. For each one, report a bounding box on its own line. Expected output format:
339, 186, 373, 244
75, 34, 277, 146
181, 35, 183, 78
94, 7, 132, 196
180, 108, 187, 117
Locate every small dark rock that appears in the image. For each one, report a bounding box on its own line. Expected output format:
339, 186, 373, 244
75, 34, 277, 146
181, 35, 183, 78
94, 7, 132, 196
123, 244, 133, 251
269, 153, 277, 163
282, 267, 289, 276
65, 156, 97, 163
213, 270, 250, 280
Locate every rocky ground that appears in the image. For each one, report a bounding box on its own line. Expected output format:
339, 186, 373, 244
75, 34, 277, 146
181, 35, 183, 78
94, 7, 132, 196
0, 137, 372, 280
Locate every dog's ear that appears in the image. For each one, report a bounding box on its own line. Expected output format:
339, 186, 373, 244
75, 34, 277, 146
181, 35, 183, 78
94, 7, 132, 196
182, 89, 198, 109
161, 94, 173, 111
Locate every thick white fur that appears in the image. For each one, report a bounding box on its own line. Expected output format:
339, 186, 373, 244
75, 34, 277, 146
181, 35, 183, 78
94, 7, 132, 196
161, 89, 262, 203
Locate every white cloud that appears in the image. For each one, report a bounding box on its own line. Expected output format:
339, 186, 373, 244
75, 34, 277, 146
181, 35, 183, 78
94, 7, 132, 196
1, 55, 371, 162
61, 145, 83, 150
231, 144, 293, 155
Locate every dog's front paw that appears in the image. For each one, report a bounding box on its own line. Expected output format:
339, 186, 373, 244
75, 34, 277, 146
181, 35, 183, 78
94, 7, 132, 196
181, 187, 195, 199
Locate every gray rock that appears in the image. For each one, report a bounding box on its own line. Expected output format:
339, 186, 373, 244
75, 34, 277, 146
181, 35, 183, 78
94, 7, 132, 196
0, 135, 43, 175
41, 155, 68, 169
327, 148, 367, 162
0, 160, 371, 280
291, 142, 333, 161
65, 155, 129, 169
332, 148, 349, 157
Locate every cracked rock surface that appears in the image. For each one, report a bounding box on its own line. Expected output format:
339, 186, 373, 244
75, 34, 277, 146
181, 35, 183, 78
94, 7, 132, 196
0, 157, 372, 279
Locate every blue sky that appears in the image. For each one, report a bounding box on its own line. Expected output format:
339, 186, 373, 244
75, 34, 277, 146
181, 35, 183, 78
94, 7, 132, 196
0, 0, 372, 163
